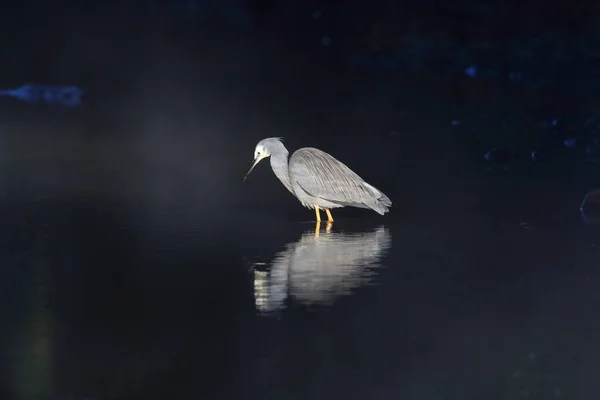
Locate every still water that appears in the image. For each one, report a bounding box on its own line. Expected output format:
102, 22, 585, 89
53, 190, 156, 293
1, 184, 599, 399
1, 71, 600, 397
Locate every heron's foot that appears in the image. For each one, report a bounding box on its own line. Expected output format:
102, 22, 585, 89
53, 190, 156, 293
325, 209, 334, 222
325, 221, 332, 233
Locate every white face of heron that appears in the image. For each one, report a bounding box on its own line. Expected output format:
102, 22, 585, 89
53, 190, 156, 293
254, 144, 270, 160
244, 138, 283, 181
244, 144, 271, 181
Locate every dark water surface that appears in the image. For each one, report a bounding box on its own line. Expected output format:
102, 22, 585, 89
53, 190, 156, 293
1, 171, 600, 400
2, 60, 600, 398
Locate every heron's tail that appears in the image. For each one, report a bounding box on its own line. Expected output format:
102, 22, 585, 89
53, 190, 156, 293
363, 183, 392, 215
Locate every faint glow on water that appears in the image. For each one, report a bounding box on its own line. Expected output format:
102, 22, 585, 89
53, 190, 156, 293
252, 225, 391, 314
11, 262, 55, 400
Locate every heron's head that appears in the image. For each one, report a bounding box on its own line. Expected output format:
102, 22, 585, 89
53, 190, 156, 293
244, 138, 285, 181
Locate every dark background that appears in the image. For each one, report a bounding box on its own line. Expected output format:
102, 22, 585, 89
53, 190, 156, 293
2, 1, 600, 399
2, 0, 600, 216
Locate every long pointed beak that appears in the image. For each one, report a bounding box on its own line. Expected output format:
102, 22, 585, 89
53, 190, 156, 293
243, 155, 266, 181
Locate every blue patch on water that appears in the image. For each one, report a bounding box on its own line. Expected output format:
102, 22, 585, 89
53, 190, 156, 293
531, 150, 538, 161
0, 84, 84, 108
464, 65, 478, 78
484, 148, 497, 161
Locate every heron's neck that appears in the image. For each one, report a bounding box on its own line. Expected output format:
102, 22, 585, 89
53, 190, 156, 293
270, 150, 294, 194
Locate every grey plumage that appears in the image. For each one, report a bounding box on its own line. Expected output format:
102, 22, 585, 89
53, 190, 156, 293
244, 137, 392, 219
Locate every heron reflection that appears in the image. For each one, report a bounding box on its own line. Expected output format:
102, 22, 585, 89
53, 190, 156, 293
253, 223, 391, 314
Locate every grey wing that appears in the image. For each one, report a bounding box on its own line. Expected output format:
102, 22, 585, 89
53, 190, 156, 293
290, 148, 391, 209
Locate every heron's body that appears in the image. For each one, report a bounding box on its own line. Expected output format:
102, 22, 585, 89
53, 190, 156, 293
245, 138, 392, 221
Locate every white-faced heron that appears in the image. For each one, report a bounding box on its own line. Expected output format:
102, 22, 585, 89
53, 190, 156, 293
244, 137, 392, 222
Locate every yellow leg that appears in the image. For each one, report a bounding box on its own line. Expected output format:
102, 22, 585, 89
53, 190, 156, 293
325, 221, 332, 233
325, 209, 334, 222
314, 206, 321, 222
315, 221, 321, 238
